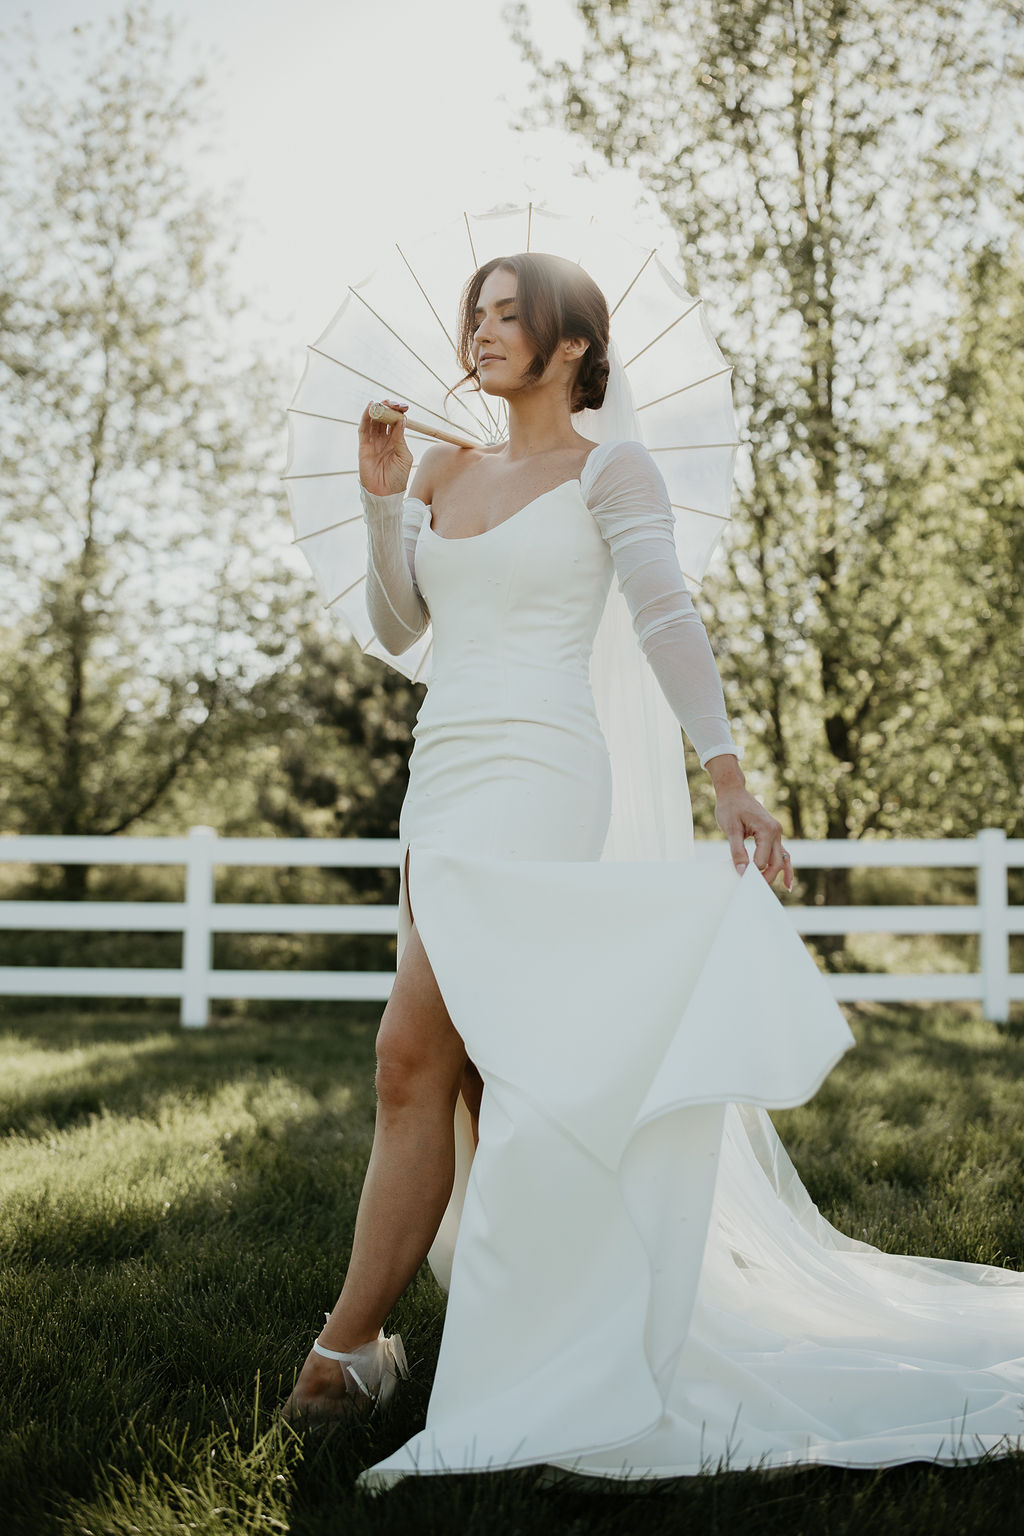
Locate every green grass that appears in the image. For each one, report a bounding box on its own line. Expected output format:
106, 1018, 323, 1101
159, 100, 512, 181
0, 1000, 1022, 1535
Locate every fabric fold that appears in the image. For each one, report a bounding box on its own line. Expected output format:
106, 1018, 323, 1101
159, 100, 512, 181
410, 850, 854, 1169
361, 850, 861, 1489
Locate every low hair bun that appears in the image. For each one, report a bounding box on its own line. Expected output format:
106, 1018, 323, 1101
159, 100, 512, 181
572, 349, 609, 414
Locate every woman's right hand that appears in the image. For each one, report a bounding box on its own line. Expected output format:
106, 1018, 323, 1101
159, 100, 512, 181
359, 400, 414, 497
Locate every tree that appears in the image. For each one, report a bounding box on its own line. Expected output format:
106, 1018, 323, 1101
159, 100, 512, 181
252, 626, 424, 903
0, 5, 296, 892
511, 0, 1024, 919
911, 242, 1024, 839
258, 626, 423, 845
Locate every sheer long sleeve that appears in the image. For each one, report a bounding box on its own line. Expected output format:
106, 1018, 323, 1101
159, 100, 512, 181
583, 441, 741, 769
360, 486, 429, 655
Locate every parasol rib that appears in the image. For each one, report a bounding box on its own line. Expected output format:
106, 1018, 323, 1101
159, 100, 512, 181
395, 244, 459, 353
348, 287, 505, 444
608, 247, 658, 320
653, 442, 740, 451
288, 407, 363, 426
624, 299, 701, 369
308, 345, 489, 440
463, 211, 479, 273
291, 513, 364, 544
289, 402, 488, 451
325, 574, 368, 608
636, 366, 734, 412
670, 503, 731, 522
281, 469, 361, 482
394, 243, 505, 442
349, 289, 472, 405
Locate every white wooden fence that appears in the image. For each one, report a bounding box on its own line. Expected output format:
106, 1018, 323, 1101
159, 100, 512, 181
0, 827, 1021, 1027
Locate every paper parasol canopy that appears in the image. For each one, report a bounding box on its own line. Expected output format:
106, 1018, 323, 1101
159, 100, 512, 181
284, 204, 739, 683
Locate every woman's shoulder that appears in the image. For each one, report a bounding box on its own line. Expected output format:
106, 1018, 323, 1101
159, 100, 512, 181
584, 438, 652, 464
408, 442, 495, 505
581, 439, 662, 496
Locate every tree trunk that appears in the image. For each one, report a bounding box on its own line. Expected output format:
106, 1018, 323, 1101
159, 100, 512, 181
58, 862, 89, 901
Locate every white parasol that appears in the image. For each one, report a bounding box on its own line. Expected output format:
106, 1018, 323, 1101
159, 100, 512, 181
283, 203, 739, 685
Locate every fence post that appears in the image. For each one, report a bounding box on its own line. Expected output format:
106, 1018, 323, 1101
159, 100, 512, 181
977, 827, 1009, 1025
181, 825, 216, 1028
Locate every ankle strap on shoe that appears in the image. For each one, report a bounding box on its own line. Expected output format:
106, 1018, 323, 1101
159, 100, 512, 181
311, 1339, 358, 1364
311, 1338, 374, 1397
309, 1329, 408, 1406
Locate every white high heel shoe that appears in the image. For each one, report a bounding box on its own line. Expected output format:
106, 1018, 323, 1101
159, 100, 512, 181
308, 1328, 409, 1414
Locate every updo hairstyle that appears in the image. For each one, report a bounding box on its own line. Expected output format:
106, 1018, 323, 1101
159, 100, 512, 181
454, 252, 610, 413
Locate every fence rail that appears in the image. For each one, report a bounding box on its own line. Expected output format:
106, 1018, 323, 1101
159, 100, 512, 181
0, 827, 1021, 1026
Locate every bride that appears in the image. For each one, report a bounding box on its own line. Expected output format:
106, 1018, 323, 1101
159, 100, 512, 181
283, 252, 1024, 1485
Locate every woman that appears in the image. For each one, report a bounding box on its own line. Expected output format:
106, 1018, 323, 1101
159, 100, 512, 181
284, 254, 1024, 1485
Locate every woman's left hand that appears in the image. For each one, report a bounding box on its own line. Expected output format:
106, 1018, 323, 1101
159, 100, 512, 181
707, 756, 793, 890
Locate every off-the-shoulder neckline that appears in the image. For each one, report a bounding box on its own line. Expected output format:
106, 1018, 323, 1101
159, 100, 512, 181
422, 478, 585, 543
406, 438, 642, 533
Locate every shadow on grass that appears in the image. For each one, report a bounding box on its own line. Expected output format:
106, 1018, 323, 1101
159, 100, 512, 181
0, 1127, 448, 1534
0, 1005, 382, 1136
282, 1446, 1024, 1536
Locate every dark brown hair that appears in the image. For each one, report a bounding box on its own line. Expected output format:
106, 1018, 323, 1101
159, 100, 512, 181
453, 252, 610, 413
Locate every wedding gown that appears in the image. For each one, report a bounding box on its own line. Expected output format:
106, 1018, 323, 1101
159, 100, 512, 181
355, 439, 1024, 1489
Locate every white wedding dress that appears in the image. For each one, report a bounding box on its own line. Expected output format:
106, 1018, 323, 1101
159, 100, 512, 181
354, 440, 1024, 1489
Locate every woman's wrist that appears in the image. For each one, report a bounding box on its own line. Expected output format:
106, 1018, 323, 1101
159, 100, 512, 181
705, 752, 746, 794
359, 482, 407, 506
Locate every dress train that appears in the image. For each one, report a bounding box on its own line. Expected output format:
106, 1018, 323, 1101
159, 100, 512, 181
359, 849, 1024, 1490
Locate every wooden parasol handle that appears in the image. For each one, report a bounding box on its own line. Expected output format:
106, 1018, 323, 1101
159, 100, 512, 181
368, 401, 479, 452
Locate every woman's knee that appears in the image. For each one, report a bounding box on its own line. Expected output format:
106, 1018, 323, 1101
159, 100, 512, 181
374, 1006, 465, 1113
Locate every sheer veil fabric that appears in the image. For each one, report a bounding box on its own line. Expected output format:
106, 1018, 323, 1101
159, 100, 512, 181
358, 342, 1024, 1492
582, 342, 697, 865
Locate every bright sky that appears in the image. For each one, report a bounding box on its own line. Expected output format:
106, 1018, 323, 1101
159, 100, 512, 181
6, 0, 673, 363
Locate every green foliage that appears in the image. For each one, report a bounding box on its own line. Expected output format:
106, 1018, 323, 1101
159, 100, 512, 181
511, 0, 1024, 863
255, 626, 423, 845
0, 6, 302, 867
0, 1001, 1022, 1533
918, 244, 1024, 837
0, 6, 438, 892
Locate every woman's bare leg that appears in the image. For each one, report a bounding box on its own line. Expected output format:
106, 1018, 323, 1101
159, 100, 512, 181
461, 1061, 483, 1145
324, 924, 467, 1347
284, 921, 466, 1417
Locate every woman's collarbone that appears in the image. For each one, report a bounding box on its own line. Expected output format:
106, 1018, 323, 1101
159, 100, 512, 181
431, 452, 591, 538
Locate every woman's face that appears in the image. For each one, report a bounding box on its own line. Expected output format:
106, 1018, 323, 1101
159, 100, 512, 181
471, 268, 535, 398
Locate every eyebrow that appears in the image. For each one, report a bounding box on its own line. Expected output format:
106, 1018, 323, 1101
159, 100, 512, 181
472, 297, 517, 317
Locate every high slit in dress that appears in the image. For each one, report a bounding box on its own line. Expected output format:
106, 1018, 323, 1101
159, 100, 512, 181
357, 439, 1024, 1489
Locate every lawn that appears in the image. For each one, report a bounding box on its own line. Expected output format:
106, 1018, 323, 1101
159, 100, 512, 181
1, 999, 1022, 1535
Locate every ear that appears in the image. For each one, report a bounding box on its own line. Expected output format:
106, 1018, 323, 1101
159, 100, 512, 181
563, 336, 589, 362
